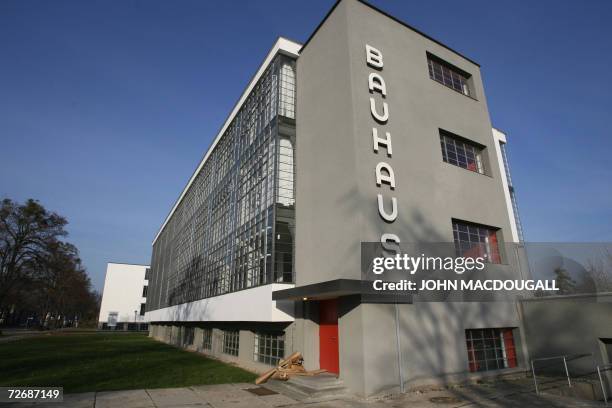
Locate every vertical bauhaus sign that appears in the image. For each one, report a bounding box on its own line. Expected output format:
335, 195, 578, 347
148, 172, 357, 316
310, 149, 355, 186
366, 44, 400, 248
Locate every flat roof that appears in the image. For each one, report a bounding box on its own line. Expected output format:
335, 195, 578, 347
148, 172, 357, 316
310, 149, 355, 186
301, 0, 480, 67
152, 37, 301, 245
272, 279, 413, 303
107, 262, 150, 267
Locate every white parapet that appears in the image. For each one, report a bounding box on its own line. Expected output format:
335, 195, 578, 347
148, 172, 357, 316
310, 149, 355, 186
145, 283, 295, 323
492, 128, 521, 243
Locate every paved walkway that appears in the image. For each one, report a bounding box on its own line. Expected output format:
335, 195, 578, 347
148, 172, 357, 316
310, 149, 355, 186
2, 382, 605, 408
0, 330, 48, 343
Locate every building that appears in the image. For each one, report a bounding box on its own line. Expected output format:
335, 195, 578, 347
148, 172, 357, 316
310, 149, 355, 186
98, 262, 150, 331
146, 0, 526, 396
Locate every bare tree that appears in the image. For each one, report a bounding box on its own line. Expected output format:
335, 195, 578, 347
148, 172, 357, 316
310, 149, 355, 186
580, 249, 612, 293
0, 198, 67, 309
0, 198, 100, 328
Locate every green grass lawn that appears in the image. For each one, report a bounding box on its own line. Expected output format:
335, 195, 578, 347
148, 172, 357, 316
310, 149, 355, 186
0, 333, 256, 393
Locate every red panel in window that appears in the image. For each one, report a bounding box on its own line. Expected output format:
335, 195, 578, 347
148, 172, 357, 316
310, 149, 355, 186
502, 329, 517, 368
466, 340, 478, 372
488, 231, 501, 263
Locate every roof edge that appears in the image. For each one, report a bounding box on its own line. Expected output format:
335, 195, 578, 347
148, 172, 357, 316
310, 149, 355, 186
300, 0, 480, 67
152, 37, 301, 246
492, 127, 508, 143
107, 262, 150, 267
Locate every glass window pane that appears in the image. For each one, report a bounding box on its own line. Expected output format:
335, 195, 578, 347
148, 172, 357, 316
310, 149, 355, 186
428, 56, 471, 96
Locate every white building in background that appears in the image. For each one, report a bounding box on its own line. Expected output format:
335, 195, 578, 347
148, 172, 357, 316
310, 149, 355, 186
98, 262, 150, 330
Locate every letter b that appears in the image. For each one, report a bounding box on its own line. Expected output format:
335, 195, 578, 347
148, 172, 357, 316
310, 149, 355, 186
366, 44, 383, 69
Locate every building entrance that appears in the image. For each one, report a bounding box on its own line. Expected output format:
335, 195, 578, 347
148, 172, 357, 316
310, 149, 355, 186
319, 299, 339, 375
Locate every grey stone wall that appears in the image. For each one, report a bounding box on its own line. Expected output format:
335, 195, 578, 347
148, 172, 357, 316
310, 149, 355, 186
295, 0, 518, 287
295, 0, 525, 396
148, 323, 296, 374
519, 294, 612, 378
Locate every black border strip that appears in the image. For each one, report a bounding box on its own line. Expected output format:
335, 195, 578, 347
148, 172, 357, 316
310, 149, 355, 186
272, 279, 363, 300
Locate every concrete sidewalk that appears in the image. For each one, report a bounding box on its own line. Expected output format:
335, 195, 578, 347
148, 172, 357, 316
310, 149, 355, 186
3, 382, 605, 408
0, 330, 48, 343
3, 383, 298, 408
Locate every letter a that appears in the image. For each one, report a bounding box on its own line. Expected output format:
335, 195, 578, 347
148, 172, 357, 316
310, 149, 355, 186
368, 72, 387, 97
375, 162, 396, 189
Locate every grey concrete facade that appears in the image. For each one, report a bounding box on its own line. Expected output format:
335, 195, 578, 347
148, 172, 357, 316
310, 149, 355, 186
146, 0, 531, 399
293, 0, 526, 396
519, 293, 612, 391
295, 0, 515, 288
150, 322, 297, 374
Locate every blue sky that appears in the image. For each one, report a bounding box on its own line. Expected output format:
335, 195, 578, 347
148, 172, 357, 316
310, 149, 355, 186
1, 0, 611, 292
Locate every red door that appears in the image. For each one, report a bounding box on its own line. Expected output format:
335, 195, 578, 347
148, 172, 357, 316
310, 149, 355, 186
319, 299, 339, 375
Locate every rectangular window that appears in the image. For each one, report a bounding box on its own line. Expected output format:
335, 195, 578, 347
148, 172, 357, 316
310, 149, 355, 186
183, 327, 195, 346
466, 328, 517, 372
254, 332, 285, 366
223, 330, 240, 356
142, 285, 148, 298
139, 303, 146, 316
145, 268, 151, 280
440, 131, 485, 174
202, 328, 212, 350
108, 312, 118, 326
427, 54, 472, 97
452, 220, 502, 263
279, 61, 296, 119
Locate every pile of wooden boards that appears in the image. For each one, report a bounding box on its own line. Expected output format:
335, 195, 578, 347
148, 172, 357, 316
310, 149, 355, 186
255, 352, 327, 384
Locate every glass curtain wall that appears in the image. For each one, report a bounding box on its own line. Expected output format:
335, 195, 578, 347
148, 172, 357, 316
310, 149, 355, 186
147, 54, 296, 310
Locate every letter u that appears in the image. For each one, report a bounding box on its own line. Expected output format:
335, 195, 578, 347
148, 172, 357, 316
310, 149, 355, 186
377, 194, 397, 222
370, 98, 388, 123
